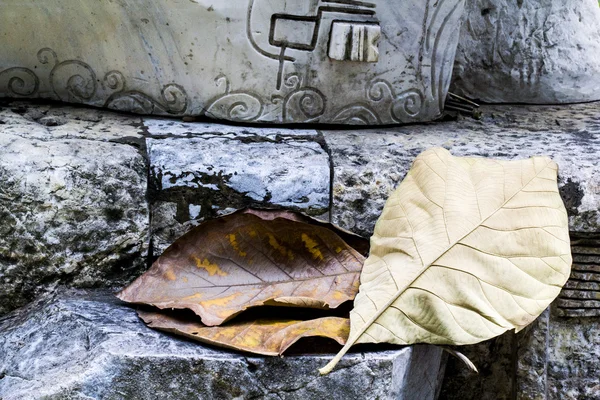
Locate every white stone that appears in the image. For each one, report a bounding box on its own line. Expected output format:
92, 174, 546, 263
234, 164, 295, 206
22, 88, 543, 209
0, 0, 465, 124
452, 0, 600, 103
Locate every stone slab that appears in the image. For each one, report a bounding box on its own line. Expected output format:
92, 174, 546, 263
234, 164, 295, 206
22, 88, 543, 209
451, 0, 600, 104
145, 121, 331, 253
0, 0, 465, 124
0, 289, 446, 400
323, 102, 600, 237
0, 102, 149, 315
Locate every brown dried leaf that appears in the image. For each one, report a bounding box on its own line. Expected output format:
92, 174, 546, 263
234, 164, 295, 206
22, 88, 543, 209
118, 211, 365, 326
240, 209, 370, 256
138, 310, 350, 356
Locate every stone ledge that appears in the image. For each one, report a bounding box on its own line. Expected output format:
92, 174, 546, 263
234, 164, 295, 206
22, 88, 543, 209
323, 102, 600, 237
0, 289, 445, 400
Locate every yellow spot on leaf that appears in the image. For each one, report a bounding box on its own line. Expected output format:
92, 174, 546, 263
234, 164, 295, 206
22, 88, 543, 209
227, 234, 247, 257
164, 270, 177, 281
194, 257, 228, 277
267, 233, 294, 260
182, 277, 189, 283
335, 247, 343, 254
182, 292, 204, 301
332, 291, 346, 300
240, 331, 262, 348
202, 293, 240, 309
301, 233, 324, 261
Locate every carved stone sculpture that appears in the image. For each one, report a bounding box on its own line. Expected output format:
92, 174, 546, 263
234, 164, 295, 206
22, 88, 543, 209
0, 0, 465, 124
452, 0, 600, 104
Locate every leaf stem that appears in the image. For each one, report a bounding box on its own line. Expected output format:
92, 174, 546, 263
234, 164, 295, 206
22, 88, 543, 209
319, 341, 353, 374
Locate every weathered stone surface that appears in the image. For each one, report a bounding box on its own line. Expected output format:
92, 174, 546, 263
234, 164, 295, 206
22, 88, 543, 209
0, 103, 149, 315
0, 0, 465, 124
324, 103, 600, 237
451, 0, 600, 104
0, 289, 446, 400
145, 120, 331, 253
516, 310, 550, 400
545, 316, 600, 400
439, 332, 516, 400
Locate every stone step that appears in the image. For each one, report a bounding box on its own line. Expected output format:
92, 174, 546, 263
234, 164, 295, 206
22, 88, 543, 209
0, 289, 445, 400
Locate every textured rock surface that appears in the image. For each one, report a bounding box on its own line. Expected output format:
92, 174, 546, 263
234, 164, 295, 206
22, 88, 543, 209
145, 120, 331, 253
324, 102, 600, 237
0, 0, 465, 124
0, 289, 446, 400
0, 103, 149, 315
451, 0, 600, 104
1, 100, 599, 399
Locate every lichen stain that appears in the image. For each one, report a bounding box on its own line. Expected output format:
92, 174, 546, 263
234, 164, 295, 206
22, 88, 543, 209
301, 233, 324, 261
194, 256, 228, 277
227, 233, 247, 257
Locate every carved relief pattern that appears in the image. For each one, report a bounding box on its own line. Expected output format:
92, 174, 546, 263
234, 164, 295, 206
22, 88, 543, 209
0, 0, 464, 124
0, 48, 189, 116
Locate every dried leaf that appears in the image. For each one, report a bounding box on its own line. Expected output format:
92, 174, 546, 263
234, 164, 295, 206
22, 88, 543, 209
321, 148, 572, 374
138, 310, 349, 356
241, 208, 370, 256
118, 211, 364, 326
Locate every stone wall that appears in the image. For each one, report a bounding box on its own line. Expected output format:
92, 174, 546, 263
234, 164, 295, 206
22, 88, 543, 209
1, 100, 599, 399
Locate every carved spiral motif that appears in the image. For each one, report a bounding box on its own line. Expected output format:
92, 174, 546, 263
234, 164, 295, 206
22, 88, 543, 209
37, 48, 99, 102
367, 79, 393, 102
37, 48, 59, 66
204, 75, 263, 122
0, 68, 39, 96
160, 84, 188, 115
104, 70, 126, 92
284, 73, 302, 90
205, 93, 263, 122
332, 104, 381, 125
366, 79, 425, 123
391, 89, 425, 121
283, 88, 326, 123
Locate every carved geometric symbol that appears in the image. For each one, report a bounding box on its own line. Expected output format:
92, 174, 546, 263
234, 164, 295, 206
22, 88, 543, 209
328, 21, 381, 62
271, 16, 319, 50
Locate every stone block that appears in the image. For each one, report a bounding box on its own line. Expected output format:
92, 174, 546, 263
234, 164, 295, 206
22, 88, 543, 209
0, 0, 465, 124
452, 0, 600, 104
0, 103, 149, 315
0, 289, 446, 400
144, 120, 331, 253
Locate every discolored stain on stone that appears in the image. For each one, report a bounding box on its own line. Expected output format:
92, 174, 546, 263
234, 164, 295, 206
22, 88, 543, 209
559, 179, 584, 216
